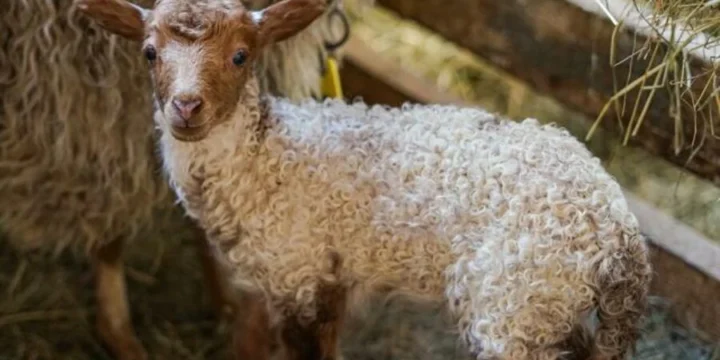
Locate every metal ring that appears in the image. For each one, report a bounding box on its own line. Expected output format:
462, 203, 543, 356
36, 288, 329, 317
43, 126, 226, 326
324, 7, 351, 52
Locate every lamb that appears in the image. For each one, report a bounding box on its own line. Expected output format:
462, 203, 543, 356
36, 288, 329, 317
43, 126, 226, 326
0, 0, 356, 359
76, 0, 653, 359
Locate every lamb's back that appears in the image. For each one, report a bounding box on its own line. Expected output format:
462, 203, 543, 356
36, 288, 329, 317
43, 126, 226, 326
248, 100, 635, 303
270, 99, 629, 236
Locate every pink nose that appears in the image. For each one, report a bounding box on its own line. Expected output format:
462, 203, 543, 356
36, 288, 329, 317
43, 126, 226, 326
172, 97, 203, 122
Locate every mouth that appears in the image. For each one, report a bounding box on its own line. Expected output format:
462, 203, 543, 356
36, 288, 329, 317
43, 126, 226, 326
169, 122, 212, 142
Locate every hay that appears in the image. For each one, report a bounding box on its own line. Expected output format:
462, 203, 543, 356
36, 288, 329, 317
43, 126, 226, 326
633, 0, 720, 38
586, 0, 720, 157
0, 214, 232, 360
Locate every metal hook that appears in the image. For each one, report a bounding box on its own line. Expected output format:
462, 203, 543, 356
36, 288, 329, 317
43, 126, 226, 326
324, 6, 351, 53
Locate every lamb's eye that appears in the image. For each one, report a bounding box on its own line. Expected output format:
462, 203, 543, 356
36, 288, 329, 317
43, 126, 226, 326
232, 50, 247, 66
144, 46, 157, 62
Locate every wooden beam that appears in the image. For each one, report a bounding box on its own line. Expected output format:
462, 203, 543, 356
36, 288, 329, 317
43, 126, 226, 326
649, 240, 720, 341
624, 191, 720, 339
374, 0, 720, 186
623, 190, 720, 282
339, 35, 720, 340
343, 36, 473, 107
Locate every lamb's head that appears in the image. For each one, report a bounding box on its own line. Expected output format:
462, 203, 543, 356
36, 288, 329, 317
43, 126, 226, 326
76, 0, 326, 142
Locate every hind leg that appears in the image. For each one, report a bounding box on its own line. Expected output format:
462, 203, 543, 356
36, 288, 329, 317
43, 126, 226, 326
488, 306, 576, 360
589, 242, 652, 360
94, 239, 147, 360
461, 280, 594, 360
591, 281, 646, 360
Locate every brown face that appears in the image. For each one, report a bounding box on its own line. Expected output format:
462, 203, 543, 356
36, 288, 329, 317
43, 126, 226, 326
75, 0, 328, 142
145, 7, 259, 141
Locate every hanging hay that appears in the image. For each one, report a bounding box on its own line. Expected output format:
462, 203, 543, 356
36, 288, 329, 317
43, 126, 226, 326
633, 0, 720, 40
582, 0, 720, 161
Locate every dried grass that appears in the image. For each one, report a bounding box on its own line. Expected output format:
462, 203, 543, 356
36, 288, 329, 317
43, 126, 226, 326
636, 0, 720, 38
591, 0, 720, 159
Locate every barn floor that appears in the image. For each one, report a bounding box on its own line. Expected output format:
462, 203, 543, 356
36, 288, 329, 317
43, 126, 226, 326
0, 213, 717, 360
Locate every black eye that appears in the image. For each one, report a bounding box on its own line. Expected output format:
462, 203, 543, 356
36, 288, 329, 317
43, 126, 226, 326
144, 46, 157, 62
232, 50, 247, 66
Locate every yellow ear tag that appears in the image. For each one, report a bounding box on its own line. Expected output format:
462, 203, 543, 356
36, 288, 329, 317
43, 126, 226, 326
321, 56, 343, 99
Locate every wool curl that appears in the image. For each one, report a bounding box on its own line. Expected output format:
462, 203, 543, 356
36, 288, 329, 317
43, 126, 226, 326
160, 78, 653, 360
0, 0, 351, 255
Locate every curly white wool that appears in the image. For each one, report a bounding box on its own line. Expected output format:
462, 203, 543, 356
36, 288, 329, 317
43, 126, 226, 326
160, 79, 650, 359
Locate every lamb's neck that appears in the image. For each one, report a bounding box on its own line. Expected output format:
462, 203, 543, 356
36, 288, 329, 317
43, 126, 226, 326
162, 77, 276, 241
215, 76, 269, 154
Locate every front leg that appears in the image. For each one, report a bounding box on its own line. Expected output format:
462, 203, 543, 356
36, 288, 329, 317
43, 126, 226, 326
280, 281, 348, 360
93, 239, 148, 360
232, 293, 279, 360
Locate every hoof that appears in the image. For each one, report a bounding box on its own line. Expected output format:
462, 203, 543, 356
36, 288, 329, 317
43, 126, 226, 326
115, 339, 148, 360
98, 320, 148, 360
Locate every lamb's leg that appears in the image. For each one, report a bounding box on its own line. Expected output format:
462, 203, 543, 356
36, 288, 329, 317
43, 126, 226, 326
232, 293, 276, 360
464, 278, 593, 360
189, 220, 239, 319
281, 282, 348, 360
94, 239, 148, 360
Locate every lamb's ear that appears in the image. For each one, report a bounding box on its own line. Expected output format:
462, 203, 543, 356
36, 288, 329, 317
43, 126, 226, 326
75, 0, 150, 41
251, 0, 327, 47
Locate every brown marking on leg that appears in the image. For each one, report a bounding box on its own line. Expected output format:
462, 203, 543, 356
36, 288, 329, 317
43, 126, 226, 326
189, 220, 239, 319
94, 239, 148, 360
314, 282, 348, 360
558, 324, 593, 360
232, 293, 275, 360
281, 282, 348, 360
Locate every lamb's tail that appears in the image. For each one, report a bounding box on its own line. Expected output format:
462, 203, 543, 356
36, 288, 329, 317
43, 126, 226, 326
587, 234, 652, 360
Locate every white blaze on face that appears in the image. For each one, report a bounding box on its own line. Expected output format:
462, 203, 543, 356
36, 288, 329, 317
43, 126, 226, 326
250, 10, 264, 25
163, 41, 206, 101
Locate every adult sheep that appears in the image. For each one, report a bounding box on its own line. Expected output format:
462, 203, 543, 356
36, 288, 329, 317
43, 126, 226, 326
77, 0, 654, 359
0, 0, 354, 359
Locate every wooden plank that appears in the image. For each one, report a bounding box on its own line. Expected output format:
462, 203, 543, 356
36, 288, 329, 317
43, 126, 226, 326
374, 0, 720, 186
343, 36, 473, 107
649, 243, 720, 341
623, 190, 720, 282
339, 36, 720, 340
341, 60, 412, 107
